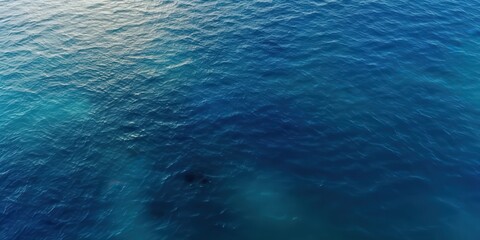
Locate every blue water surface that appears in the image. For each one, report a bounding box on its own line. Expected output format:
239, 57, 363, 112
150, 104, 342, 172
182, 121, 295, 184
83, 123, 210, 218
1, 0, 480, 239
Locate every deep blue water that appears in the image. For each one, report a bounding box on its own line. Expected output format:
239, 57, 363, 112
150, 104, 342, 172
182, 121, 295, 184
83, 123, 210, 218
1, 0, 480, 239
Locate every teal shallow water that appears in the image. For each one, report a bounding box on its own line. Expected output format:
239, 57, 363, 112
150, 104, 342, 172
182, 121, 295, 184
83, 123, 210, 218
1, 0, 480, 239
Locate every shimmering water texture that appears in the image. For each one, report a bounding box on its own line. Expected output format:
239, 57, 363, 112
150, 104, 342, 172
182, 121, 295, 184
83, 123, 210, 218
1, 0, 480, 239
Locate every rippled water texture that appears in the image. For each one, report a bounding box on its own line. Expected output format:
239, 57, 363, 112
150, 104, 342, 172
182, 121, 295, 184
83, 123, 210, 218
1, 0, 480, 239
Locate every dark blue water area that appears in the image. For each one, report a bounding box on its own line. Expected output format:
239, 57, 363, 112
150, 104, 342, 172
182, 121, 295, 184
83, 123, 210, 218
1, 0, 480, 239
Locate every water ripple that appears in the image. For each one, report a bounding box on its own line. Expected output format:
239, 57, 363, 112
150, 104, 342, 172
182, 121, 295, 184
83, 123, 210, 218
1, 0, 480, 239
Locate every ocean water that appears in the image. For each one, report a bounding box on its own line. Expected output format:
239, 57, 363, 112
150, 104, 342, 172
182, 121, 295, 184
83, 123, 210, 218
1, 0, 480, 239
